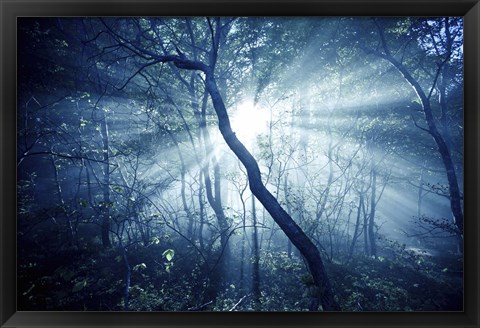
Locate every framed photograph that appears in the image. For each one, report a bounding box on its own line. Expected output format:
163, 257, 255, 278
2, 0, 479, 327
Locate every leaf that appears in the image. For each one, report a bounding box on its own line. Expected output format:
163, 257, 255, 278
133, 263, 147, 271
72, 279, 87, 292
23, 284, 35, 296
162, 249, 175, 262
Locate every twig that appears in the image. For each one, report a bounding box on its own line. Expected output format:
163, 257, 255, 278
229, 295, 247, 312
187, 300, 213, 311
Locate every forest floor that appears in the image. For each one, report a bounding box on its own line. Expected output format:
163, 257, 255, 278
18, 236, 463, 312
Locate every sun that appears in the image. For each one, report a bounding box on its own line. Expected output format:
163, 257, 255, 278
231, 100, 270, 143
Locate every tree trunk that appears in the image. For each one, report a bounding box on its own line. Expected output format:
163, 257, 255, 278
202, 145, 230, 266
199, 95, 230, 262
198, 170, 205, 252
284, 175, 293, 259
198, 94, 230, 297
368, 169, 377, 258
50, 153, 74, 245
167, 130, 194, 239
417, 161, 426, 218
363, 196, 369, 256
251, 196, 261, 310
204, 70, 340, 311
349, 193, 364, 259
99, 114, 111, 248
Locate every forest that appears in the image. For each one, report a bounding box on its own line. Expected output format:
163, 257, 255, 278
17, 16, 464, 311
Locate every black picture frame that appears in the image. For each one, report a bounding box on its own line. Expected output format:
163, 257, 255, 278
1, 0, 479, 327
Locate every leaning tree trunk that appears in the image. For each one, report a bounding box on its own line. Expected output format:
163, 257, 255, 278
204, 70, 340, 311
284, 175, 294, 258
150, 47, 339, 310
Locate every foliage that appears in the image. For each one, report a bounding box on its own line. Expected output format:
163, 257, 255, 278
331, 254, 462, 311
